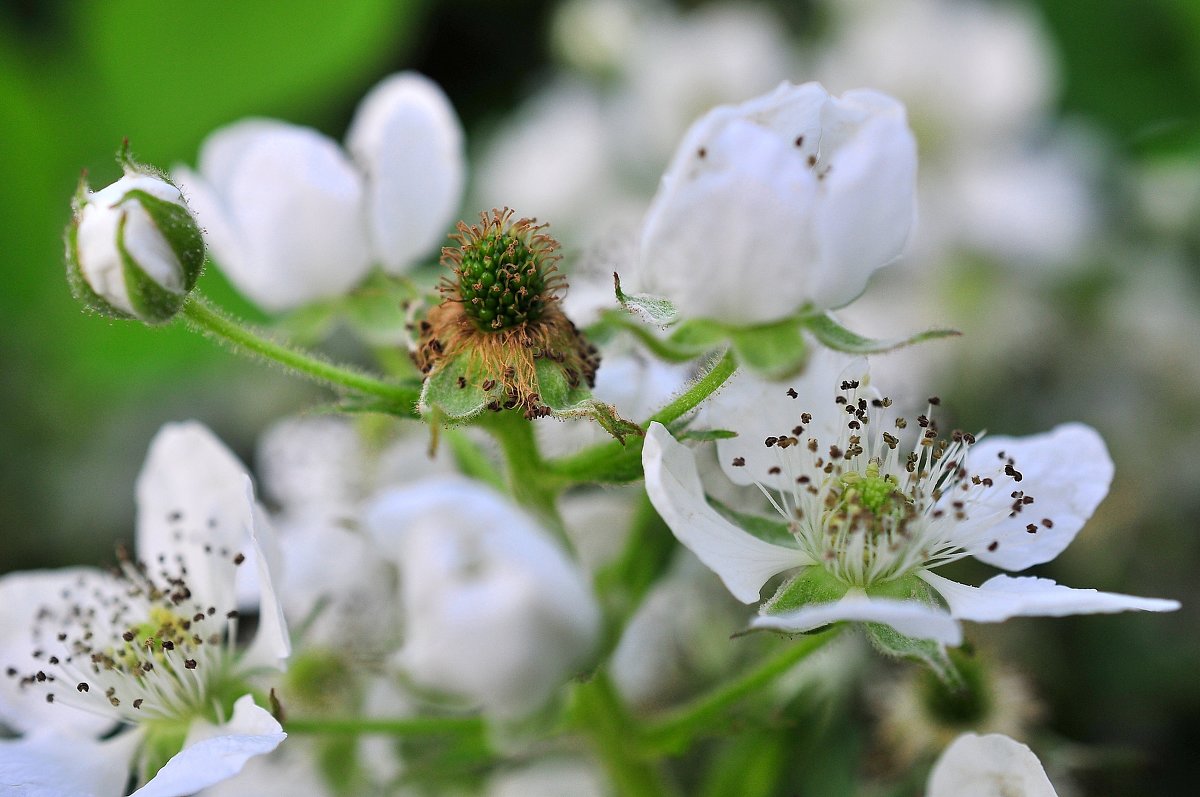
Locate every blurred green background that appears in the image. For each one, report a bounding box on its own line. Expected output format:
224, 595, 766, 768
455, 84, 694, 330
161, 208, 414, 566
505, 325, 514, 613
3, 0, 1200, 794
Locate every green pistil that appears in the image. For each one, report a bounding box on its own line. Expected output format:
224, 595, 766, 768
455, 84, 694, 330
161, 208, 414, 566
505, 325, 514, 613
841, 460, 901, 516
457, 229, 548, 331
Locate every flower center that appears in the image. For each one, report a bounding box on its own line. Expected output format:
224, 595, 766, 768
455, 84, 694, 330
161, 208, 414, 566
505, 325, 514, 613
5, 546, 247, 724
739, 383, 1032, 588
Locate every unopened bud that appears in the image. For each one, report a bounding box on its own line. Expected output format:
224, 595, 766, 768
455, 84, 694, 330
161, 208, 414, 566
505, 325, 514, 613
66, 154, 203, 323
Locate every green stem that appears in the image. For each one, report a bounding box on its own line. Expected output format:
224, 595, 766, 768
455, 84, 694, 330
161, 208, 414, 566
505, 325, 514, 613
642, 629, 839, 753
649, 348, 736, 426
544, 349, 738, 484
285, 715, 484, 736
181, 295, 419, 413
479, 411, 567, 528
571, 672, 675, 797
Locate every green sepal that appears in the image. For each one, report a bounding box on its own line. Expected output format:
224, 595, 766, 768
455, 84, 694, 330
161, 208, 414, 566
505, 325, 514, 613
534, 354, 593, 410
917, 645, 992, 727
124, 188, 205, 291
614, 272, 678, 325
418, 351, 501, 421
864, 622, 961, 686
117, 212, 186, 324
665, 317, 728, 351
804, 312, 960, 354
596, 309, 704, 362
139, 718, 191, 785
727, 317, 808, 379
672, 427, 737, 442
64, 214, 133, 319
761, 566, 849, 616
707, 496, 795, 546
863, 575, 962, 685
534, 356, 643, 444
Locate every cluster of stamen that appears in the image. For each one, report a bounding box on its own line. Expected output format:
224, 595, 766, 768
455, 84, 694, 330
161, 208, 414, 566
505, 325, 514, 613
5, 518, 246, 723
412, 208, 599, 419
736, 383, 1046, 587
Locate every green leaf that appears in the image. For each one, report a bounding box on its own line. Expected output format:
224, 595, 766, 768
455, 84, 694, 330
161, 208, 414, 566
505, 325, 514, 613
728, 318, 808, 379
761, 567, 848, 616
614, 271, 678, 324
804, 312, 959, 354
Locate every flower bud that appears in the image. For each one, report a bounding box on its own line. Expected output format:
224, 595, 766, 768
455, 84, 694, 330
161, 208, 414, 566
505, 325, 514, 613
66, 164, 203, 323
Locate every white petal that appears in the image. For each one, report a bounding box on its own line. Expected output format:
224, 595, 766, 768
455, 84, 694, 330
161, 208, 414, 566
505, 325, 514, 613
809, 90, 917, 308
928, 733, 1058, 797
346, 72, 465, 274
751, 591, 962, 644
957, 424, 1114, 570
131, 695, 285, 797
181, 119, 371, 311
921, 571, 1180, 623
0, 569, 120, 738
238, 482, 291, 672
0, 728, 139, 797
642, 423, 812, 603
700, 348, 870, 488
136, 422, 256, 616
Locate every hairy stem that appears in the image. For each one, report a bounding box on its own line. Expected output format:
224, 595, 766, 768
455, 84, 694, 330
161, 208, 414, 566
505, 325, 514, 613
181, 295, 419, 414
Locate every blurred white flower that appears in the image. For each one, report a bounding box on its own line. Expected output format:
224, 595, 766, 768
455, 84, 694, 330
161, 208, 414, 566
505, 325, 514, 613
0, 423, 288, 796
473, 81, 630, 241
611, 2, 797, 171
818, 0, 1057, 146
177, 72, 464, 311
365, 479, 600, 718
486, 757, 610, 797
927, 733, 1058, 797
177, 120, 371, 311
643, 349, 1178, 646
610, 553, 745, 711
638, 81, 917, 325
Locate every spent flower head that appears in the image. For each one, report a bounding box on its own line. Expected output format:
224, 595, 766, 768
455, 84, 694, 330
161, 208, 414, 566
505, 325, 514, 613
414, 209, 640, 442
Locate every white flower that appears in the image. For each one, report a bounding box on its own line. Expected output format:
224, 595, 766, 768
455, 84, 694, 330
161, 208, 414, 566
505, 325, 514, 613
642, 349, 1179, 647
0, 422, 289, 796
927, 733, 1058, 797
68, 171, 203, 322
176, 72, 463, 312
638, 81, 917, 325
364, 478, 600, 718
